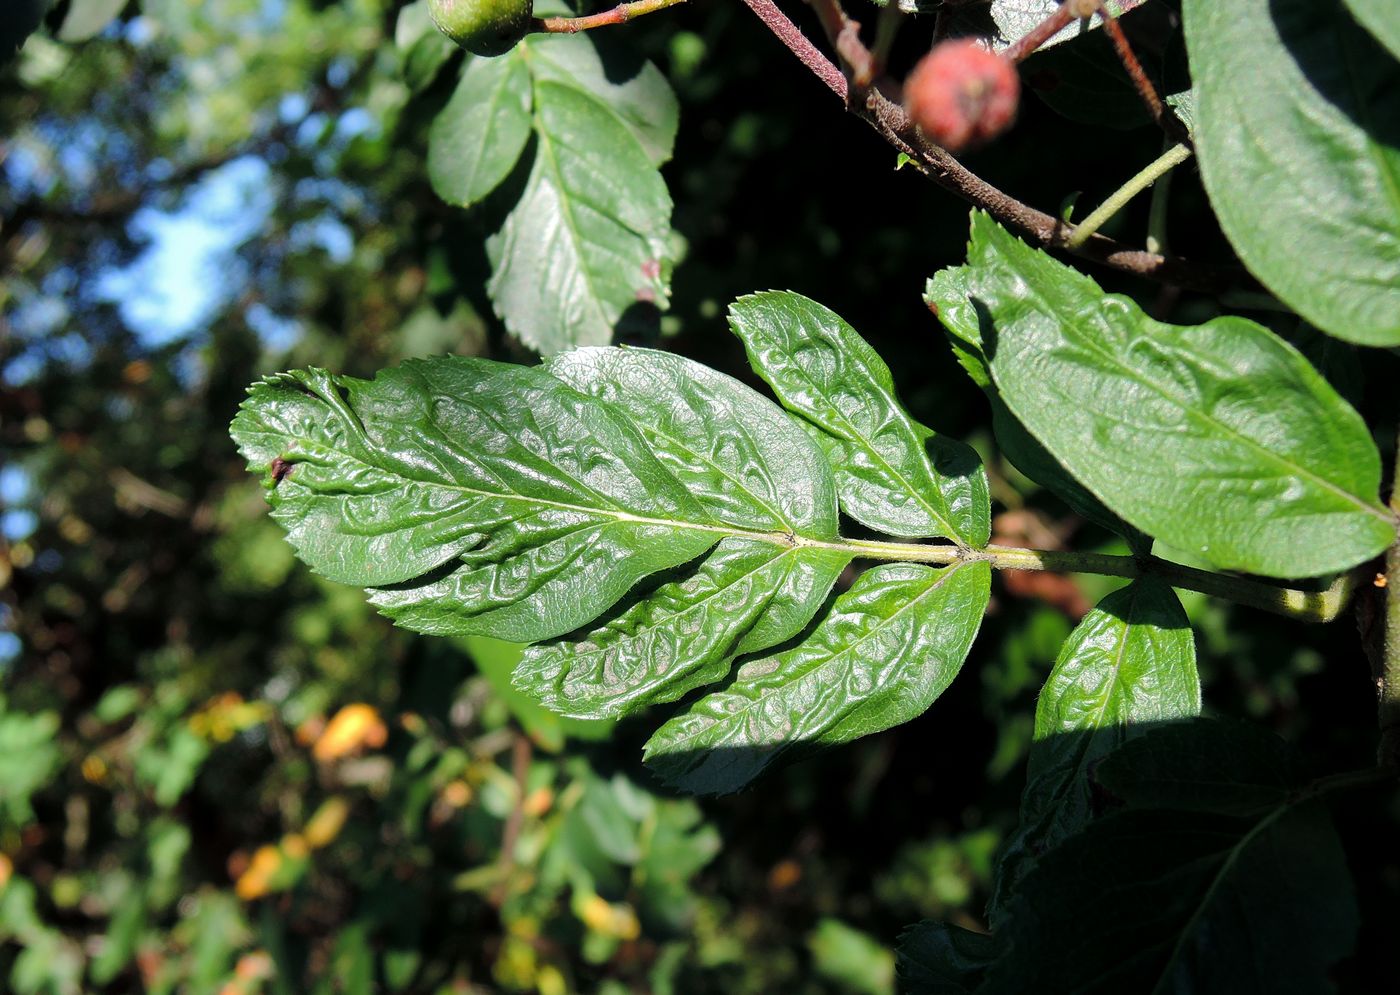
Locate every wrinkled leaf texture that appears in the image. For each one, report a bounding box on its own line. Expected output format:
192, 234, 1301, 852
233, 335, 992, 793
937, 213, 1393, 579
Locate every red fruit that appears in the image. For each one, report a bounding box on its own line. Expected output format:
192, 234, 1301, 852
903, 39, 1020, 153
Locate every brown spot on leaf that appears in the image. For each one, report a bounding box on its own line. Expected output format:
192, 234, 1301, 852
641, 258, 661, 280
270, 457, 295, 486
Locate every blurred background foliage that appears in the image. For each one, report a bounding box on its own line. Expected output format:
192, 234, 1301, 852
1, 0, 1397, 992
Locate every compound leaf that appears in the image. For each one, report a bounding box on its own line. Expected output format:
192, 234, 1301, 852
728, 292, 990, 547
644, 560, 991, 795
1184, 0, 1400, 344
515, 346, 847, 718
959, 213, 1393, 578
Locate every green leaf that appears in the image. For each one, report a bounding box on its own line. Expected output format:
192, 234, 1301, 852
644, 560, 991, 795
1184, 0, 1400, 344
487, 79, 672, 353
524, 32, 678, 167
1343, 0, 1400, 58
896, 921, 994, 995
427, 49, 532, 208
808, 919, 896, 995
396, 0, 457, 92
958, 212, 1394, 578
991, 578, 1198, 919
985, 722, 1359, 994
926, 268, 1149, 549
516, 346, 848, 718
231, 358, 719, 643
1095, 719, 1299, 815
728, 292, 990, 547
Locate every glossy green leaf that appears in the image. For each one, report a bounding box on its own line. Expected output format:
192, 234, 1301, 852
959, 212, 1394, 578
985, 722, 1359, 994
487, 80, 672, 353
896, 921, 994, 995
516, 346, 848, 718
926, 268, 1149, 549
427, 49, 532, 208
644, 560, 991, 795
1184, 0, 1400, 344
991, 578, 1198, 918
1343, 0, 1400, 58
231, 358, 719, 644
728, 292, 990, 547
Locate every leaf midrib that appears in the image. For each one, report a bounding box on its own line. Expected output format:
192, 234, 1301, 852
994, 273, 1389, 524
747, 312, 964, 542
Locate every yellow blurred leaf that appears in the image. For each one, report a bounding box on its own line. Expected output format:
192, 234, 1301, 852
313, 704, 388, 762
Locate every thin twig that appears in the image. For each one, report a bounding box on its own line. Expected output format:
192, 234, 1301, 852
1096, 6, 1191, 146
736, 0, 1234, 291
533, 0, 687, 34
489, 732, 533, 908
1066, 142, 1192, 249
1003, 0, 1091, 63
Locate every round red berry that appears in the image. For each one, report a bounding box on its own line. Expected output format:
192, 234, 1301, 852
903, 39, 1021, 153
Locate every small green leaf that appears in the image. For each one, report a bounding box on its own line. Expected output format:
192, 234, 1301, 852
728, 292, 990, 546
985, 722, 1359, 994
644, 560, 991, 795
487, 80, 672, 353
1343, 0, 1400, 58
926, 268, 1149, 548
991, 578, 1198, 919
517, 346, 847, 718
56, 0, 126, 42
897, 920, 994, 995
427, 49, 532, 208
1184, 0, 1400, 344
960, 213, 1394, 578
524, 32, 679, 167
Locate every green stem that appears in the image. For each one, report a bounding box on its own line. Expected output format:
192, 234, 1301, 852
533, 0, 686, 34
800, 536, 1355, 623
1145, 140, 1173, 256
1066, 142, 1193, 250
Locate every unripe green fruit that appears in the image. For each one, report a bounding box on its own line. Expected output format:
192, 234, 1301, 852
428, 0, 532, 58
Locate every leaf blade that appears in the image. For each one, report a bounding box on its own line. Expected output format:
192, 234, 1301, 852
990, 578, 1199, 920
644, 560, 991, 795
1184, 0, 1400, 344
728, 291, 991, 546
427, 49, 533, 209
963, 213, 1393, 578
487, 80, 672, 353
